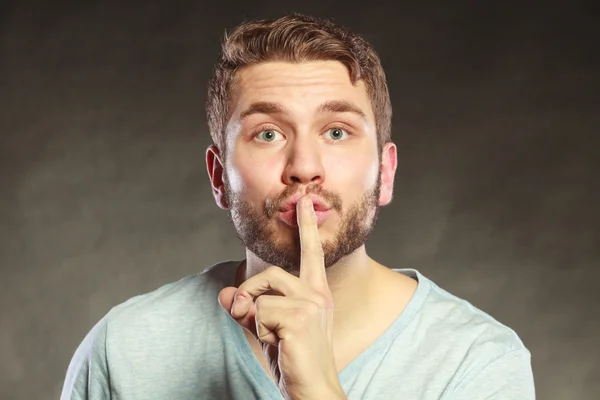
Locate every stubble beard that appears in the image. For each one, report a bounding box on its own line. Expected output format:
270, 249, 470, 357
224, 172, 381, 275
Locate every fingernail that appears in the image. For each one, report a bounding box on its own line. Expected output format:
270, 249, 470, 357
231, 294, 246, 318
230, 302, 240, 318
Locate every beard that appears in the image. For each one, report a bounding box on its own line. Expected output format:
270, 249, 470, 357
224, 172, 381, 275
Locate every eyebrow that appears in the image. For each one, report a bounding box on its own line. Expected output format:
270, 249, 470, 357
238, 100, 368, 122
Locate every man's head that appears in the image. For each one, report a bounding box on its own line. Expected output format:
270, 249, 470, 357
205, 14, 397, 274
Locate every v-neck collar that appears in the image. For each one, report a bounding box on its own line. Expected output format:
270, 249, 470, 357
221, 262, 431, 397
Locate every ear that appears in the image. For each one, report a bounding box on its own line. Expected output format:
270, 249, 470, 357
206, 145, 230, 210
378, 142, 398, 206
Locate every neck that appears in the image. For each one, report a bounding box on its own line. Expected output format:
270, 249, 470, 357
235, 245, 379, 335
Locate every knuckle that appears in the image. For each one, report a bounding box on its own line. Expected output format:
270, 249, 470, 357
254, 295, 264, 308
308, 301, 322, 315
293, 307, 309, 324
297, 300, 321, 319
312, 292, 331, 309
232, 289, 245, 304
267, 265, 282, 275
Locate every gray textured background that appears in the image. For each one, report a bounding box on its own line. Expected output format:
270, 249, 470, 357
1, 1, 598, 399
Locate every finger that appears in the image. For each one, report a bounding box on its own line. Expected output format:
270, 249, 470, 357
232, 266, 301, 319
218, 286, 259, 335
297, 195, 327, 289
254, 295, 308, 346
217, 286, 238, 314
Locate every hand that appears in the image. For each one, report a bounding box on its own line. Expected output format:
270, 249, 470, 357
218, 195, 346, 400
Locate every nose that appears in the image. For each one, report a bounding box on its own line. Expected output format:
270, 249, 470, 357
282, 136, 325, 186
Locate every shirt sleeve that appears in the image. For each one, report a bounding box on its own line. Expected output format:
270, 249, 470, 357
450, 348, 536, 399
60, 316, 112, 400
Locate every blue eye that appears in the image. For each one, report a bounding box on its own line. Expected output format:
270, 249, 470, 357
324, 127, 349, 141
256, 129, 284, 142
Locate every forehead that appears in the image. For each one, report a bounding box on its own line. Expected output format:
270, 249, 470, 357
229, 61, 374, 122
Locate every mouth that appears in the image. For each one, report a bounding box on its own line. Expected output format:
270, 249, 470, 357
276, 194, 332, 228
277, 208, 332, 228
278, 192, 330, 212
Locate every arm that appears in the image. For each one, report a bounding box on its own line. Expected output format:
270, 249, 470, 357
61, 317, 111, 400
450, 348, 535, 399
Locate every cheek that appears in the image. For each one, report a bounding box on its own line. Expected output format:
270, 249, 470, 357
326, 153, 378, 189
228, 151, 282, 195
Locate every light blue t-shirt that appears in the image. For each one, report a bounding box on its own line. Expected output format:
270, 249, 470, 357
61, 260, 535, 399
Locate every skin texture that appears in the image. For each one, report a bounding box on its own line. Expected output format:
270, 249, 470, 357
206, 61, 399, 399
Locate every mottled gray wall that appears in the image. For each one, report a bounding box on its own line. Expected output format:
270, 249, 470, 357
0, 1, 598, 399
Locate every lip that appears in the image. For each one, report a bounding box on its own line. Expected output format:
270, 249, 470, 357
278, 193, 330, 213
277, 193, 332, 228
278, 209, 332, 228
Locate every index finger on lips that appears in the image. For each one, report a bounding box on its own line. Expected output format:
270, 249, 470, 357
297, 195, 327, 289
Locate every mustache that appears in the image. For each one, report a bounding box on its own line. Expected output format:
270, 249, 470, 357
265, 183, 343, 217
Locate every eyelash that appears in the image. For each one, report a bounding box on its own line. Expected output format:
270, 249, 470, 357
250, 124, 353, 140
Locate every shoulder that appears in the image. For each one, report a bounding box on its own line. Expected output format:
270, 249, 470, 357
422, 272, 526, 352
104, 260, 239, 331
61, 261, 241, 398
407, 269, 532, 388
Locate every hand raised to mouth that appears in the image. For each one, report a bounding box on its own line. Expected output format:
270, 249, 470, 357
218, 195, 346, 400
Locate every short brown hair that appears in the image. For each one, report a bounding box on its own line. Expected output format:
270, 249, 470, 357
206, 13, 392, 156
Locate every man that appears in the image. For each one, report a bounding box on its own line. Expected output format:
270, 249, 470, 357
61, 14, 535, 400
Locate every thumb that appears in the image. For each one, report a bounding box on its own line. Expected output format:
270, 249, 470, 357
218, 286, 258, 337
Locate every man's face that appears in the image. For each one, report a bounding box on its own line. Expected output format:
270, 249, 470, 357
211, 61, 395, 274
